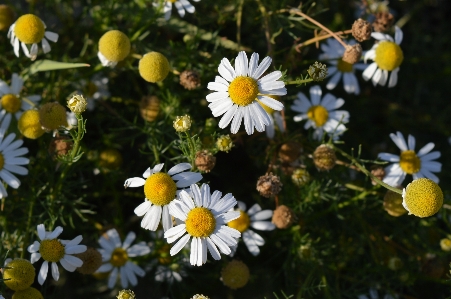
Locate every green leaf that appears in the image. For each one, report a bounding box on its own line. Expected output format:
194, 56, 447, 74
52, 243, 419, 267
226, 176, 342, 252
29, 60, 90, 74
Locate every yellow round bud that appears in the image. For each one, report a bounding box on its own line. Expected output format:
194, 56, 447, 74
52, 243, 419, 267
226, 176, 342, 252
138, 52, 170, 83
12, 287, 44, 299
221, 260, 250, 289
39, 102, 68, 131
3, 259, 35, 291
98, 30, 131, 62
0, 5, 14, 31
173, 115, 191, 132
117, 290, 136, 299
402, 178, 443, 218
18, 110, 45, 139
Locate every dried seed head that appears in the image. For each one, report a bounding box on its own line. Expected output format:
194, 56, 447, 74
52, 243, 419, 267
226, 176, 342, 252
278, 142, 302, 163
372, 11, 394, 33
352, 18, 372, 42
195, 150, 216, 173
272, 205, 296, 229
307, 61, 328, 81
370, 165, 386, 185
313, 144, 336, 171
342, 44, 362, 64
74, 247, 103, 275
256, 172, 282, 198
48, 136, 73, 158
140, 96, 160, 122
179, 70, 201, 90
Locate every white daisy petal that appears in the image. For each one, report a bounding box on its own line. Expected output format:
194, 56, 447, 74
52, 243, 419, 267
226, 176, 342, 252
51, 262, 59, 280
134, 200, 151, 217
417, 142, 435, 156
38, 261, 49, 285
252, 56, 271, 80
108, 267, 119, 289
251, 221, 276, 231
30, 252, 41, 263
59, 257, 77, 272
124, 177, 145, 188
170, 234, 190, 256
378, 153, 400, 162
362, 62, 378, 81
206, 237, 221, 260
168, 162, 191, 175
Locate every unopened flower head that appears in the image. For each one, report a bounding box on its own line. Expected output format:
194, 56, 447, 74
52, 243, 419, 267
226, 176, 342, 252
291, 168, 310, 186
221, 260, 250, 289
3, 259, 35, 291
313, 144, 337, 171
139, 52, 170, 83
117, 289, 136, 299
173, 115, 192, 132
18, 110, 45, 139
67, 94, 87, 114
11, 287, 43, 299
39, 102, 68, 131
308, 61, 328, 81
98, 30, 130, 67
402, 178, 443, 218
191, 295, 210, 299
440, 238, 451, 252
216, 134, 233, 152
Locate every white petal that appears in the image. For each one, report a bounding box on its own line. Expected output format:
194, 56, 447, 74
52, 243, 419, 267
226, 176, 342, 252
28, 241, 41, 253
190, 237, 198, 265
162, 205, 173, 231
63, 255, 83, 267
170, 234, 190, 256
42, 38, 51, 54
252, 56, 271, 80
251, 210, 273, 221
48, 226, 63, 239
59, 257, 77, 272
108, 267, 119, 289
168, 162, 191, 175
38, 261, 49, 285
51, 262, 59, 280
362, 62, 378, 81
378, 153, 400, 162
309, 85, 322, 105
390, 132, 408, 151
124, 177, 145, 188
388, 68, 399, 87
37, 224, 46, 240
122, 231, 136, 250
394, 26, 403, 44
31, 252, 41, 263
127, 242, 151, 257
206, 237, 221, 260
257, 96, 284, 111
251, 221, 276, 231
134, 200, 151, 217
65, 245, 87, 254
44, 31, 59, 42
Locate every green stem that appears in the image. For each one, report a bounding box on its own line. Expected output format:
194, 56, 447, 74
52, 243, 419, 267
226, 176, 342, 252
184, 132, 196, 168
285, 78, 313, 85
21, 198, 36, 258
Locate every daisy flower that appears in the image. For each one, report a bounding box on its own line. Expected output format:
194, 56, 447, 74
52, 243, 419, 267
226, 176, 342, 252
96, 228, 151, 289
159, 0, 200, 20
124, 163, 202, 232
7, 14, 58, 60
319, 38, 367, 95
228, 201, 275, 256
27, 224, 87, 285
362, 26, 404, 87
206, 51, 286, 135
0, 73, 41, 120
378, 132, 441, 186
164, 183, 241, 266
291, 85, 349, 141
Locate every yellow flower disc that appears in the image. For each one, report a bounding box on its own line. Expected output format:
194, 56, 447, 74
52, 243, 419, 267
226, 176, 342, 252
336, 59, 353, 73
3, 259, 35, 291
399, 150, 421, 174
221, 260, 250, 289
144, 172, 177, 206
1, 94, 22, 113
307, 105, 329, 127
98, 30, 131, 62
185, 207, 216, 237
38, 102, 68, 131
0, 5, 15, 31
227, 210, 250, 233
139, 52, 170, 83
216, 135, 233, 152
110, 247, 128, 267
403, 178, 443, 218
383, 189, 407, 217
374, 41, 404, 71
40, 239, 65, 262
18, 110, 45, 139
12, 287, 44, 299
228, 76, 259, 106
14, 14, 45, 44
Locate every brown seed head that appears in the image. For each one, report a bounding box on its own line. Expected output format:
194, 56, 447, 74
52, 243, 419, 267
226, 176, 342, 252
278, 142, 302, 163
74, 247, 103, 275
272, 205, 296, 229
256, 172, 282, 198
352, 18, 372, 42
140, 96, 160, 122
48, 136, 73, 158
342, 44, 362, 64
195, 150, 216, 173
179, 70, 201, 90
372, 11, 394, 33
313, 144, 336, 171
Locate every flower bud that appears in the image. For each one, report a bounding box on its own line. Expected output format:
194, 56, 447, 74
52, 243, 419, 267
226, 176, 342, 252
179, 69, 201, 90
173, 115, 192, 132
313, 144, 336, 171
67, 94, 87, 114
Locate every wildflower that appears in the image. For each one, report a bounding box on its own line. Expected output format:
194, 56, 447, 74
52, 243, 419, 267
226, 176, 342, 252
216, 135, 233, 152
18, 110, 45, 139
117, 290, 136, 299
319, 39, 366, 94
7, 14, 58, 59
160, 0, 200, 20
313, 144, 337, 171
164, 183, 241, 266
173, 115, 192, 132
27, 224, 87, 285
195, 150, 216, 173
256, 173, 282, 198
228, 201, 275, 256
191, 295, 210, 299
383, 189, 407, 217
0, 5, 14, 31
180, 69, 201, 90
74, 247, 103, 275
39, 102, 68, 132
221, 260, 250, 289
352, 18, 372, 42
96, 228, 150, 289
3, 259, 35, 291
138, 52, 170, 83
291, 168, 310, 186
378, 132, 441, 186
402, 178, 443, 218
272, 205, 296, 229
206, 51, 286, 135
67, 94, 87, 114
307, 61, 328, 81
0, 73, 41, 120
11, 287, 43, 299
291, 85, 349, 141
140, 96, 160, 122
258, 95, 285, 139
440, 238, 451, 251
363, 26, 404, 87
98, 30, 131, 67
124, 163, 202, 231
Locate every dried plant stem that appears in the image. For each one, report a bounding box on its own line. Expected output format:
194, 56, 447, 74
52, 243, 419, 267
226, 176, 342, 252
295, 29, 352, 52
256, 0, 273, 56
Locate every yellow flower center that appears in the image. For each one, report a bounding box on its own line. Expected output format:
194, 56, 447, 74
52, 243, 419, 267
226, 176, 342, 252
40, 239, 65, 262
169, 0, 177, 3
228, 76, 259, 106
39, 102, 69, 131
227, 210, 250, 233
3, 259, 36, 291
307, 105, 329, 127
110, 247, 128, 267
336, 59, 353, 73
10, 287, 43, 299
440, 239, 451, 251
1, 94, 22, 113
144, 172, 177, 206
374, 41, 404, 71
403, 178, 443, 218
399, 150, 421, 174
185, 207, 216, 237
14, 14, 45, 44
98, 30, 131, 62
18, 110, 45, 139
139, 52, 170, 83
157, 244, 173, 265
221, 260, 250, 290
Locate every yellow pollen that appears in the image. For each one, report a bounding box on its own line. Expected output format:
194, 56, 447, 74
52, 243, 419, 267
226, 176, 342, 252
110, 247, 128, 267
144, 172, 177, 206
185, 207, 216, 237
336, 59, 353, 73
40, 239, 65, 262
1, 94, 22, 113
227, 210, 250, 233
228, 76, 259, 106
399, 150, 421, 174
14, 14, 45, 44
307, 105, 329, 127
374, 41, 404, 71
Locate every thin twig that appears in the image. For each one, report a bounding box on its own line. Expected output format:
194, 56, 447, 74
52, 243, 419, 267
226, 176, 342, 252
295, 29, 352, 52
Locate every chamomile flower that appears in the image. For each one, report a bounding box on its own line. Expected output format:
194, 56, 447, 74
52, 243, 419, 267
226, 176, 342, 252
124, 163, 202, 231
27, 224, 87, 285
0, 73, 41, 120
207, 51, 286, 135
362, 26, 404, 87
164, 183, 241, 266
319, 38, 366, 95
228, 201, 275, 256
291, 85, 349, 141
96, 228, 151, 289
378, 132, 441, 187
159, 0, 200, 20
7, 14, 58, 60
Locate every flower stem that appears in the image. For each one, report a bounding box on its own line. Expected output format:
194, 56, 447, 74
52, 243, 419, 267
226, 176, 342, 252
295, 29, 352, 51
285, 78, 313, 85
